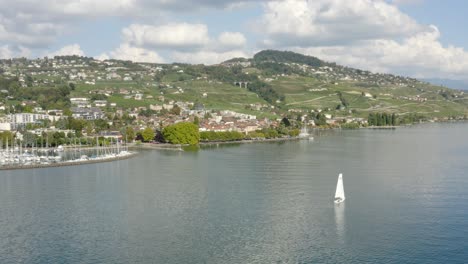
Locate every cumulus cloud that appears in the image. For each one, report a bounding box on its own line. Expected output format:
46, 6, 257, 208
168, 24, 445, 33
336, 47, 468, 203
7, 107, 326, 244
108, 22, 247, 64
0, 45, 13, 59
391, 0, 424, 5
1, 0, 468, 81
0, 19, 62, 48
0, 0, 264, 20
258, 0, 429, 47
122, 23, 210, 50
121, 23, 248, 53
257, 0, 468, 80
99, 44, 165, 63
0, 45, 31, 59
133, 0, 268, 12
46, 44, 85, 57
217, 32, 247, 51
0, 0, 262, 56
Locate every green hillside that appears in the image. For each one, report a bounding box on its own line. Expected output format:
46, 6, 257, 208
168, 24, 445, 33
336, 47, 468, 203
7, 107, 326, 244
1, 50, 467, 121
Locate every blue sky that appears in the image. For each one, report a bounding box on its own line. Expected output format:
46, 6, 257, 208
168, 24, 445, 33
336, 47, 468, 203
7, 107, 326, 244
397, 0, 467, 47
1, 0, 468, 81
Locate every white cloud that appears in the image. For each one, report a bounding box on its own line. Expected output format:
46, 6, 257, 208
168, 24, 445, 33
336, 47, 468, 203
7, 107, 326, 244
0, 45, 31, 59
391, 0, 424, 5
122, 23, 210, 50
0, 45, 13, 59
0, 0, 263, 20
101, 44, 165, 63
121, 23, 247, 53
0, 0, 262, 55
258, 0, 468, 81
0, 19, 62, 47
1, 0, 467, 81
114, 22, 247, 64
95, 53, 110, 61
258, 0, 429, 47
46, 44, 85, 57
217, 32, 247, 50
295, 26, 468, 80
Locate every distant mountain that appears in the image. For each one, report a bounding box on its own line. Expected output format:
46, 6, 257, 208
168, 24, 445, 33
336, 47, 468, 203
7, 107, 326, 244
422, 78, 468, 90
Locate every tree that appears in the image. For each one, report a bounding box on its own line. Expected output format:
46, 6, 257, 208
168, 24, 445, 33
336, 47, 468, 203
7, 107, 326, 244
94, 119, 109, 133
376, 113, 382, 126
388, 113, 393, 126
63, 108, 73, 117
68, 117, 87, 135
193, 116, 200, 126
141, 127, 155, 142
280, 117, 291, 127
121, 126, 135, 142
0, 131, 14, 147
91, 93, 107, 101
391, 113, 397, 126
162, 122, 200, 145
315, 113, 327, 126
288, 129, 300, 137
69, 82, 76, 90
170, 104, 181, 115
368, 113, 375, 126
22, 132, 37, 147
55, 118, 68, 130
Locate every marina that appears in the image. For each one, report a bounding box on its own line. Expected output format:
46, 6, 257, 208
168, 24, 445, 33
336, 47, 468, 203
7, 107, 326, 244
0, 138, 135, 170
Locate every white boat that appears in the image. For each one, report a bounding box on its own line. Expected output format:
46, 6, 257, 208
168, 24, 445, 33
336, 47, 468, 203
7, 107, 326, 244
55, 145, 64, 152
334, 173, 345, 204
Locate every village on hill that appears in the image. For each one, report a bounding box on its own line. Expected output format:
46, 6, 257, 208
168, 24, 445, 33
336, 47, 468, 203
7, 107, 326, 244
0, 50, 466, 146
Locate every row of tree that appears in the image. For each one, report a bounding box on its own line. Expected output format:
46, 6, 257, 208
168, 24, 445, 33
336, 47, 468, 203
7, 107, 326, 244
200, 131, 245, 142
133, 121, 301, 146
368, 112, 398, 126
199, 127, 300, 143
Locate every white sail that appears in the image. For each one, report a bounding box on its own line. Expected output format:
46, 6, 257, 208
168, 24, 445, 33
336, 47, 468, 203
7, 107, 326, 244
334, 173, 345, 203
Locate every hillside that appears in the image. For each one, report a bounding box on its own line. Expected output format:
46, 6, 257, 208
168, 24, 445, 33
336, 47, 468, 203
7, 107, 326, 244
0, 50, 467, 124
225, 50, 468, 119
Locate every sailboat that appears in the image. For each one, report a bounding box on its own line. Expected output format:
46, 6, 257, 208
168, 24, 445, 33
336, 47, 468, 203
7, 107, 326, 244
334, 173, 345, 204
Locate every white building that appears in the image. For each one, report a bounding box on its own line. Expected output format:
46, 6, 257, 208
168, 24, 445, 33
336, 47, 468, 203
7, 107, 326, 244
135, 94, 143, 100
71, 107, 105, 120
9, 113, 61, 130
0, 122, 11, 131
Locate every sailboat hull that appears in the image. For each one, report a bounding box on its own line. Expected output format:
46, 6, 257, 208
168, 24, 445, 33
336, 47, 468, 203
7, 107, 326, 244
334, 198, 345, 204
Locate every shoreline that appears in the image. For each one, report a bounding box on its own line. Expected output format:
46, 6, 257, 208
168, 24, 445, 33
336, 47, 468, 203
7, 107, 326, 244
199, 136, 309, 146
0, 152, 138, 171
126, 136, 310, 150
129, 143, 184, 151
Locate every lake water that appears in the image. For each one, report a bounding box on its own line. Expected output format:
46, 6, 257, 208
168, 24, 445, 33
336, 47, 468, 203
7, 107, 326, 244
1, 123, 467, 263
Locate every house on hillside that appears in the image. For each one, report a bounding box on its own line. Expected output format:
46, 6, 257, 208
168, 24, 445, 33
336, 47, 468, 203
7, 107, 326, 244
135, 94, 143, 100
71, 107, 105, 120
